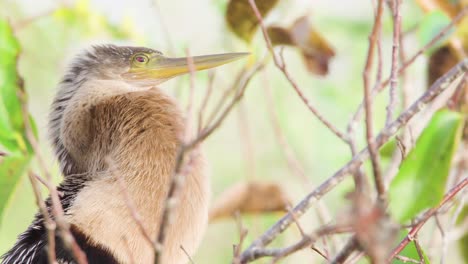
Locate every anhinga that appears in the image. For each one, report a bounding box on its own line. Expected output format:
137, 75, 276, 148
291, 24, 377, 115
1, 45, 247, 264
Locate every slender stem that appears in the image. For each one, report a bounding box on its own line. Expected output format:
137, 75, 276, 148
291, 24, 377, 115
362, 0, 385, 200
386, 0, 402, 126
248, 0, 348, 143
240, 59, 468, 263
28, 172, 58, 264
349, 7, 468, 132
388, 178, 467, 260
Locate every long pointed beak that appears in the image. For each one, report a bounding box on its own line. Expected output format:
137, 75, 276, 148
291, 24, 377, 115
127, 52, 249, 81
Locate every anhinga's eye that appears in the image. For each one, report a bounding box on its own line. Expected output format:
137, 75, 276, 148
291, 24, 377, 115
134, 54, 149, 64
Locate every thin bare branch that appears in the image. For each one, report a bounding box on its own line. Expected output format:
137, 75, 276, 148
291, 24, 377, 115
389, 178, 467, 260
197, 71, 216, 133
187, 58, 266, 150
362, 0, 385, 200
180, 245, 195, 264
156, 56, 265, 263
28, 172, 58, 264
248, 0, 348, 143
233, 212, 249, 264
240, 59, 468, 263
386, 0, 402, 126
18, 72, 88, 264
151, 0, 176, 55
329, 236, 359, 264
237, 100, 256, 179
413, 236, 425, 264
349, 7, 468, 131
110, 160, 157, 252
394, 255, 421, 263
248, 225, 351, 263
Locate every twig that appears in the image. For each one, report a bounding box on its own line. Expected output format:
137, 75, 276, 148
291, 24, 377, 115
346, 251, 365, 264
248, 0, 348, 143
185, 48, 196, 142
18, 68, 88, 264
203, 69, 244, 131
155, 49, 200, 263
441, 188, 467, 262
262, 68, 336, 252
187, 58, 266, 150
180, 245, 195, 264
262, 69, 307, 183
394, 255, 421, 263
310, 246, 328, 261
246, 224, 350, 263
362, 0, 385, 200
233, 212, 248, 264
329, 237, 359, 264
156, 57, 265, 263
388, 178, 467, 260
286, 206, 306, 238
28, 172, 58, 264
197, 71, 216, 133
386, 0, 402, 126
110, 159, 157, 252
237, 100, 256, 179
240, 59, 468, 263
349, 7, 468, 132
32, 172, 50, 188
154, 148, 198, 263
151, 0, 176, 55
413, 236, 425, 264
434, 214, 447, 264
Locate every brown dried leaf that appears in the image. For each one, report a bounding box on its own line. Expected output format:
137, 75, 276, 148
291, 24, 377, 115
267, 26, 294, 46
428, 46, 459, 86
428, 45, 468, 140
290, 16, 335, 75
226, 0, 279, 43
267, 16, 335, 75
435, 0, 467, 18
209, 181, 290, 222
416, 0, 467, 17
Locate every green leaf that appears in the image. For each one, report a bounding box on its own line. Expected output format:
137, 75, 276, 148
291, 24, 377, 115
389, 110, 463, 223
379, 137, 397, 158
392, 231, 431, 264
0, 154, 31, 225
0, 18, 23, 153
0, 19, 35, 156
0, 19, 35, 227
418, 11, 453, 55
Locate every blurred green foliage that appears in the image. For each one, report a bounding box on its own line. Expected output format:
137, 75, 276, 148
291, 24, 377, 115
418, 10, 453, 54
389, 110, 463, 223
53, 0, 144, 42
0, 19, 25, 153
392, 231, 431, 264
0, 19, 33, 224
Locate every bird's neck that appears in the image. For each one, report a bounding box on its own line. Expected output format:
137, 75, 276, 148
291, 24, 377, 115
57, 83, 209, 263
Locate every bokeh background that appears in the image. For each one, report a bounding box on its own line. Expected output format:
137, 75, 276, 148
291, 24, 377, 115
0, 0, 464, 263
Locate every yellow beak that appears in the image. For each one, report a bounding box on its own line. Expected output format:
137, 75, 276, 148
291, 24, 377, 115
125, 52, 249, 81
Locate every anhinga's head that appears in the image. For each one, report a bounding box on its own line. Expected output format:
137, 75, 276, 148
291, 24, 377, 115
62, 44, 248, 87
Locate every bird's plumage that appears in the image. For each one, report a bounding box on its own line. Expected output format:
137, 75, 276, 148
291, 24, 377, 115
1, 45, 212, 264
